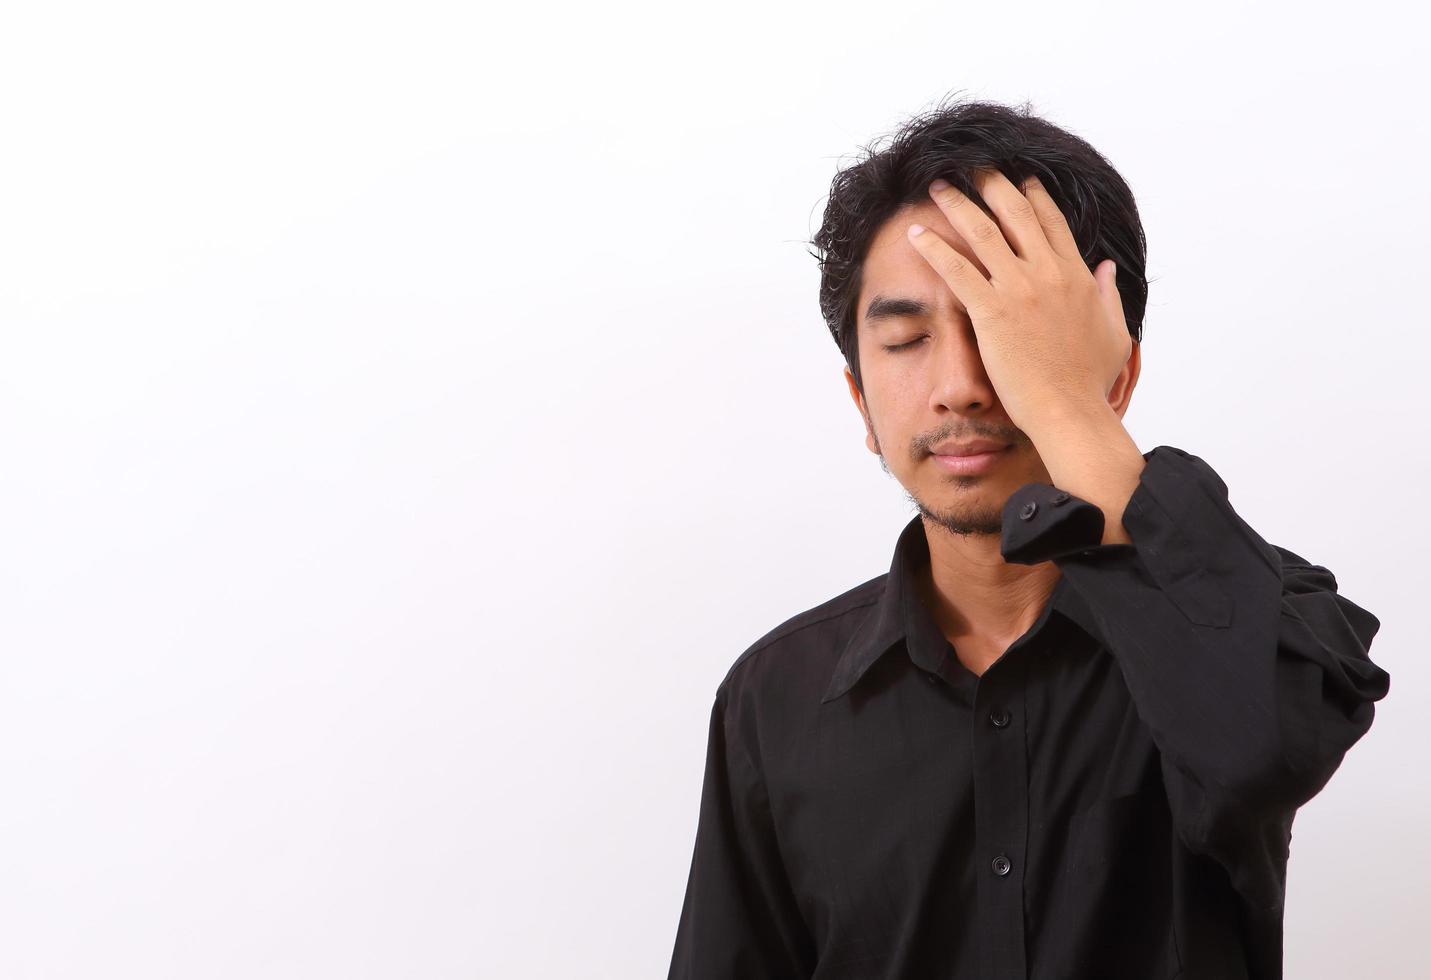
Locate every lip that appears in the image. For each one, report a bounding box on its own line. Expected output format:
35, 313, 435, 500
931, 445, 1009, 475
930, 438, 1009, 456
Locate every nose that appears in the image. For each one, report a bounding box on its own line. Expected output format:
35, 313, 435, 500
925, 323, 1000, 416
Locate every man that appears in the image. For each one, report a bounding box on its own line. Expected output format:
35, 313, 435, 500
665, 97, 1391, 980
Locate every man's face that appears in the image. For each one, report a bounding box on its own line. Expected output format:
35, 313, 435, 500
844, 198, 1055, 539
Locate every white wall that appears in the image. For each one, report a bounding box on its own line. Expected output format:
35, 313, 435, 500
0, 1, 1424, 977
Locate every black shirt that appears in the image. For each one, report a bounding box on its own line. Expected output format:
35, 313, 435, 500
666, 445, 1390, 980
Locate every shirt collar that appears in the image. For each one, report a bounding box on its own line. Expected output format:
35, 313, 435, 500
820, 513, 1099, 704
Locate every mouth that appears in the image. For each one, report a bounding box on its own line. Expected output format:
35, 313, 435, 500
930, 445, 1009, 475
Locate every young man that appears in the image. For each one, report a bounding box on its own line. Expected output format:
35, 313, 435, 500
666, 97, 1391, 980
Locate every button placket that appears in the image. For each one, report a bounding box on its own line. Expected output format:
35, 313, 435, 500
971, 658, 1030, 978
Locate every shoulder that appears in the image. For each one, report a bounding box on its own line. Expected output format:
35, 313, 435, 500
710, 571, 888, 763
715, 572, 886, 700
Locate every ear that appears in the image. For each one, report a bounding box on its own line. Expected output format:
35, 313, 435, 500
844, 366, 879, 454
1107, 339, 1141, 419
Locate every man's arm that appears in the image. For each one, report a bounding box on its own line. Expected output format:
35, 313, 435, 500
1003, 440, 1391, 917
668, 686, 814, 979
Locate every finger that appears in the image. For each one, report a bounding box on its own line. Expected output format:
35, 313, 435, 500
906, 223, 1000, 319
1018, 174, 1082, 262
926, 177, 1021, 282
973, 168, 1054, 263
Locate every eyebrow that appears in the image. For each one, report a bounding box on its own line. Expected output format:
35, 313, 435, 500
863, 295, 933, 326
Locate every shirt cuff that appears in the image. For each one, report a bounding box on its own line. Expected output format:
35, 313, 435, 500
999, 482, 1106, 564
1001, 445, 1244, 626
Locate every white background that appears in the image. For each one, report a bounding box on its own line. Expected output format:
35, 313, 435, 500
1, 1, 1425, 977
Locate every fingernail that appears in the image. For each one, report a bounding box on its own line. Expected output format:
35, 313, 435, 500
929, 178, 950, 193
907, 224, 925, 238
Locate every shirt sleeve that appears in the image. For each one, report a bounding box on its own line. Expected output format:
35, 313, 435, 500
667, 686, 814, 980
1002, 445, 1391, 917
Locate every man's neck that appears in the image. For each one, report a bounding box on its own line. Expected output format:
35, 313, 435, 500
918, 524, 1062, 674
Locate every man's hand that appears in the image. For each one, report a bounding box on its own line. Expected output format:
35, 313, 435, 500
907, 167, 1146, 547
905, 168, 1132, 437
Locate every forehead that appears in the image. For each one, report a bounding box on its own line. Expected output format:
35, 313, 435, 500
857, 199, 987, 324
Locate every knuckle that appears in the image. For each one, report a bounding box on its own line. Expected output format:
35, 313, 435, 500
970, 221, 1003, 245
1005, 199, 1036, 224
938, 250, 966, 276
1037, 202, 1071, 229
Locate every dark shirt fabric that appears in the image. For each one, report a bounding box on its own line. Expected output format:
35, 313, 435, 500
667, 445, 1390, 980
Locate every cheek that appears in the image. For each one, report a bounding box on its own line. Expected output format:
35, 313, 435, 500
872, 375, 922, 417
864, 390, 919, 444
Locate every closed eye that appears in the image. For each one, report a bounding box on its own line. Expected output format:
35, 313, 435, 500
882, 336, 927, 353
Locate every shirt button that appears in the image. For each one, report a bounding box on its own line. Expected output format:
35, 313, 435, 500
1051, 490, 1070, 506
925, 672, 938, 685
991, 854, 1012, 876
988, 707, 1010, 728
1019, 501, 1038, 520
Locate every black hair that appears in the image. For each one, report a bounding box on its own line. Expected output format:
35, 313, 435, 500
808, 92, 1148, 395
